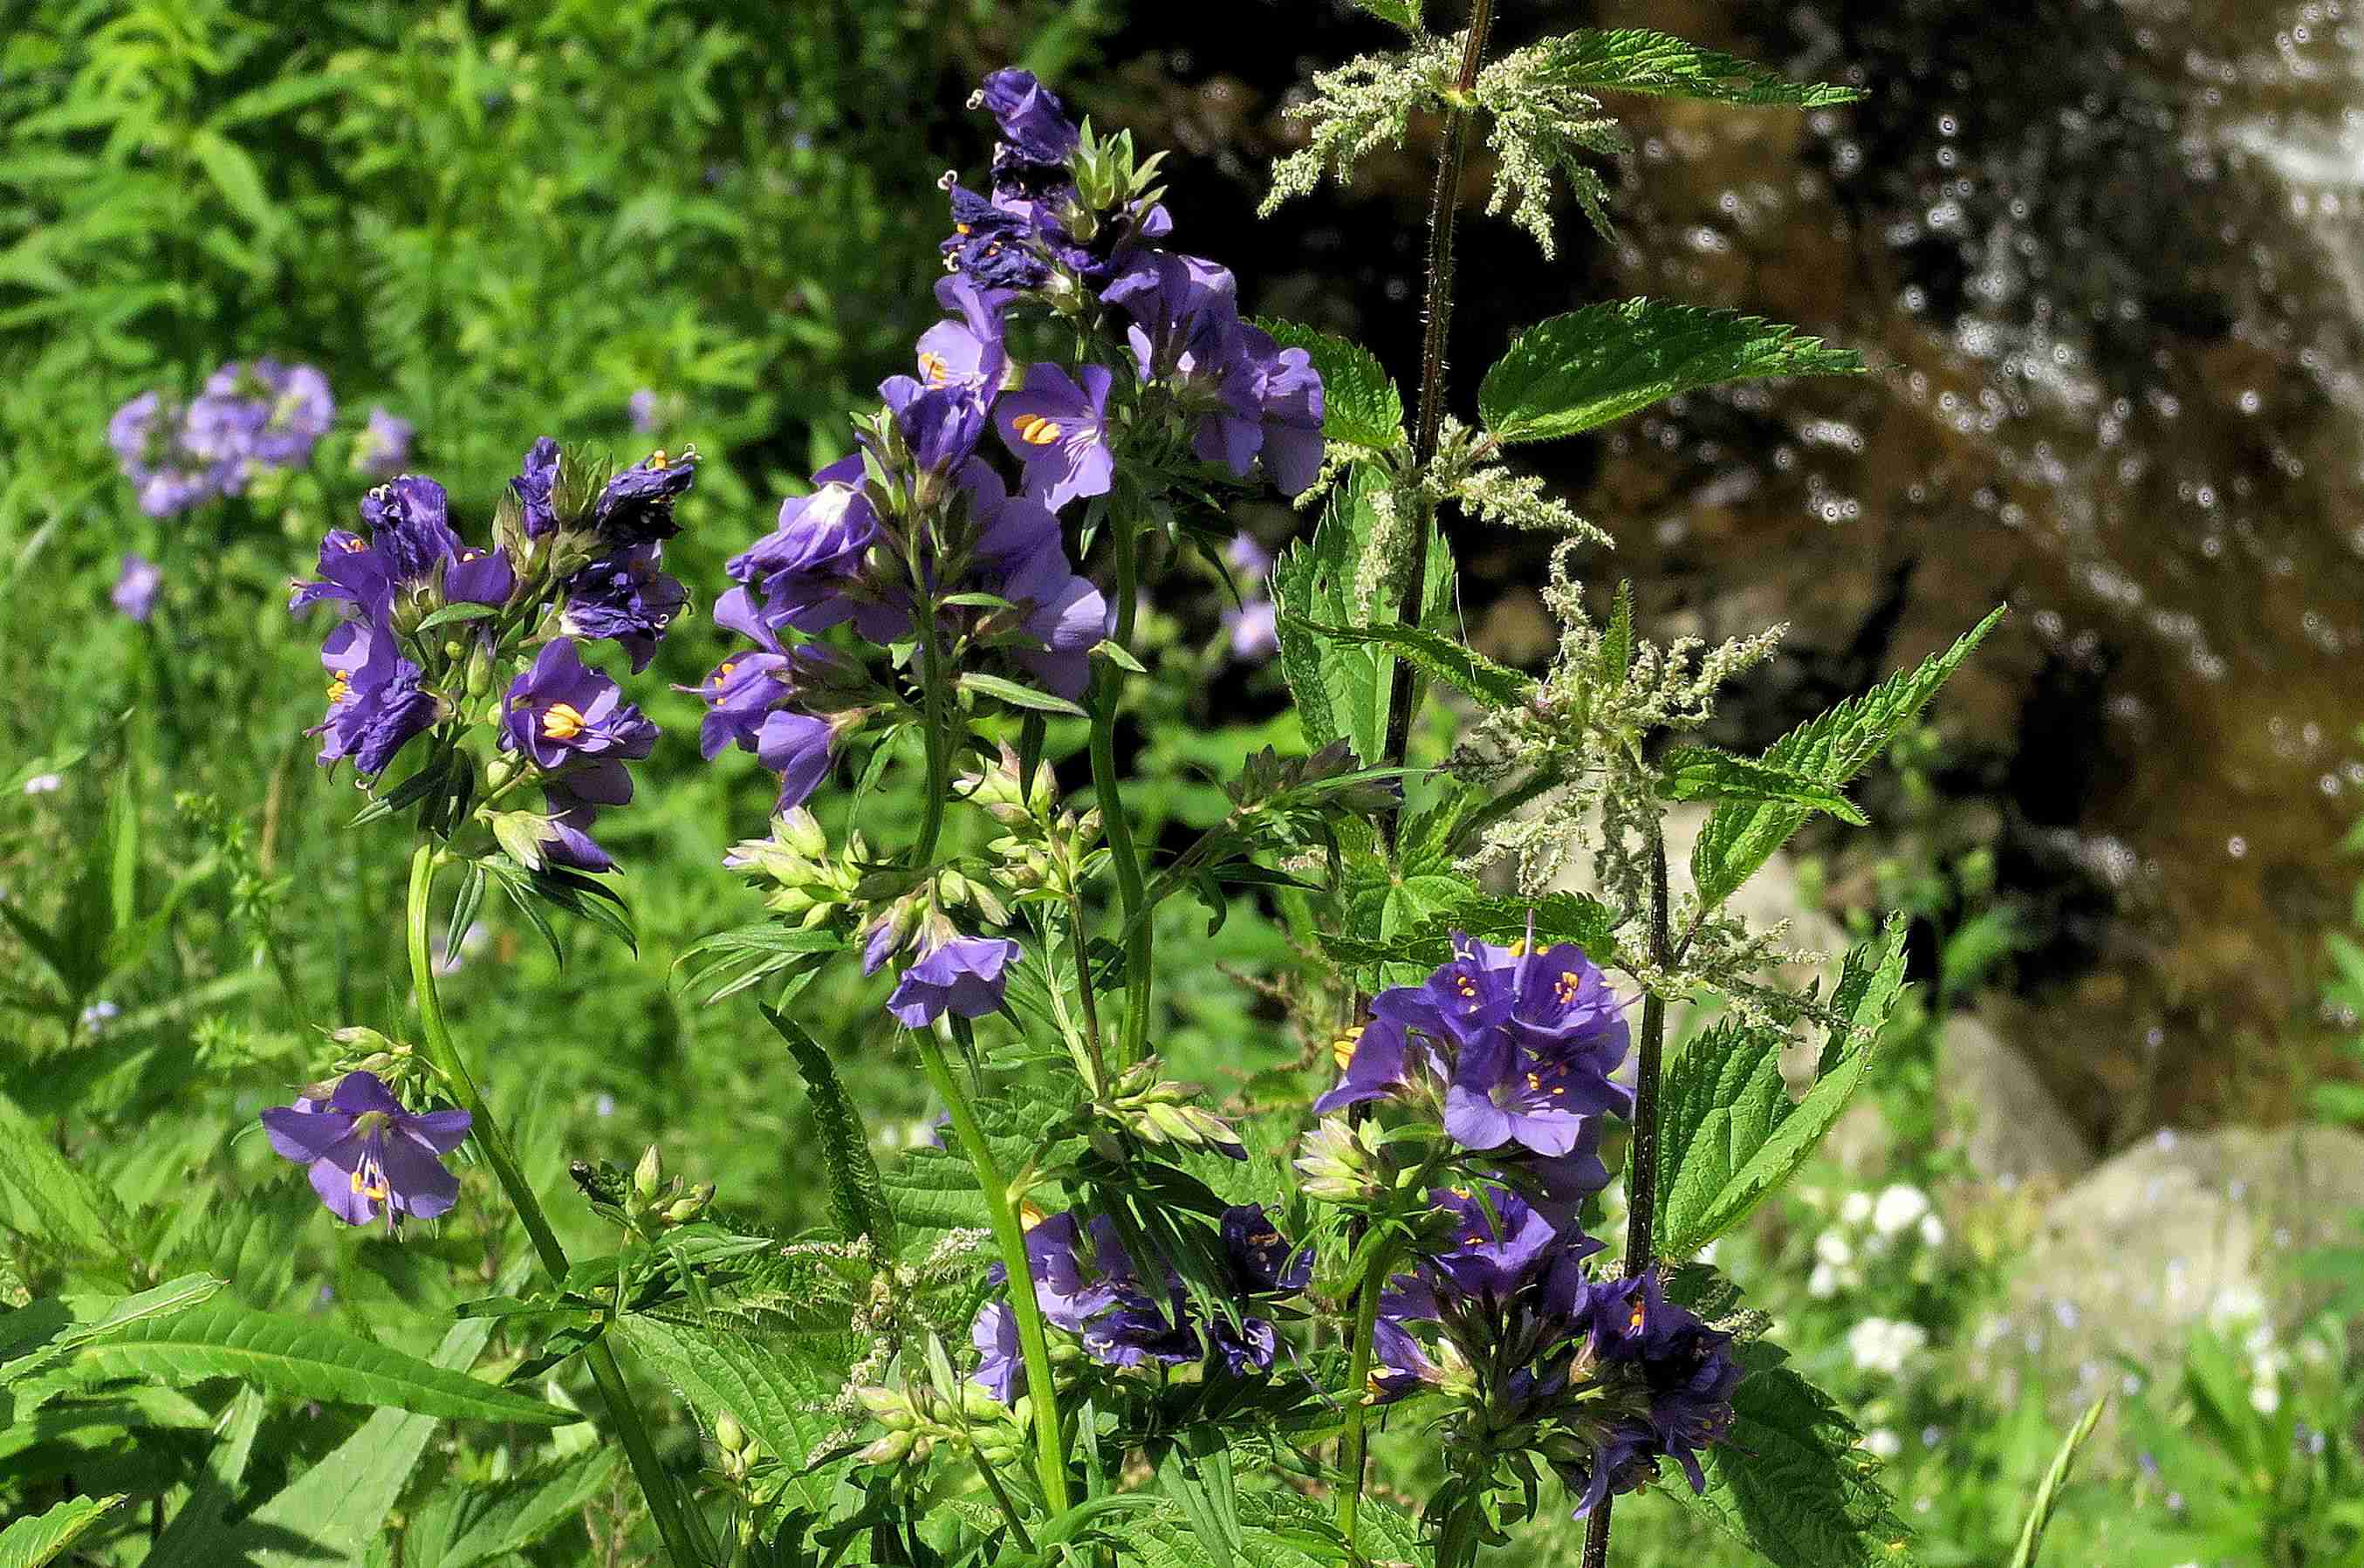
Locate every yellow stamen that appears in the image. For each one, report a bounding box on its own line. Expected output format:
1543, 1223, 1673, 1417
338, 536, 369, 553
542, 702, 587, 741
1018, 1201, 1048, 1230
1505, 938, 1530, 957
349, 1164, 389, 1202
1011, 413, 1063, 446
1627, 1293, 1647, 1334
648, 448, 670, 470
326, 672, 352, 704
1331, 1025, 1365, 1071
919, 351, 953, 387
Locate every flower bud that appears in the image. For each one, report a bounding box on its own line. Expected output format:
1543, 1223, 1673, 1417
664, 1183, 714, 1225
714, 1411, 747, 1453
855, 1385, 915, 1427
856, 1428, 915, 1466
634, 1143, 666, 1200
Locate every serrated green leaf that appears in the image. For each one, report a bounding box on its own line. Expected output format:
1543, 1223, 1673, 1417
0, 1088, 134, 1270
1346, 0, 1422, 31
759, 1005, 895, 1253
1272, 464, 1390, 758
228, 1313, 502, 1568
1478, 299, 1862, 445
146, 1385, 264, 1568
1655, 915, 1908, 1257
615, 1313, 857, 1510
1690, 607, 2003, 914
1255, 318, 1404, 448
0, 1494, 126, 1568
1281, 614, 1531, 710
401, 1448, 620, 1568
1659, 745, 1867, 825
1675, 1342, 1919, 1568
1529, 29, 1862, 107
46, 1299, 575, 1424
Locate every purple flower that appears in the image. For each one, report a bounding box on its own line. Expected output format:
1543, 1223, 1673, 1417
881, 375, 989, 476
500, 638, 658, 777
628, 389, 660, 434
1235, 326, 1325, 496
998, 543, 1112, 700
260, 1070, 470, 1229
1105, 251, 1241, 382
250, 361, 335, 469
111, 553, 161, 621
562, 543, 684, 673
971, 1300, 1022, 1400
915, 275, 1011, 395
974, 68, 1080, 168
1225, 598, 1278, 662
311, 618, 437, 775
942, 182, 1052, 291
355, 406, 414, 477
1312, 1017, 1424, 1114
685, 646, 858, 808
1221, 1204, 1312, 1294
1561, 1268, 1742, 1500
723, 460, 878, 637
362, 476, 463, 585
540, 776, 623, 873
1225, 532, 1273, 580
1419, 1184, 1596, 1305
1369, 1315, 1443, 1404
593, 448, 696, 544
511, 437, 562, 538
996, 362, 1114, 510
754, 709, 841, 810
885, 935, 1019, 1028
108, 393, 216, 517
190, 359, 334, 476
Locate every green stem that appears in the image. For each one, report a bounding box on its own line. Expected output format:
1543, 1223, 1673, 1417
914, 1023, 1072, 1510
1066, 893, 1109, 1092
1087, 523, 1152, 1065
404, 841, 701, 1568
914, 607, 954, 866
1334, 1235, 1397, 1544
973, 1454, 1037, 1552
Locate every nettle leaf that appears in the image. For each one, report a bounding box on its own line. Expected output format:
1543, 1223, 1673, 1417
1655, 914, 1908, 1258
1271, 465, 1388, 758
1327, 887, 1620, 975
615, 1314, 860, 1509
0, 1088, 136, 1270
1659, 745, 1867, 825
1255, 318, 1404, 448
1281, 615, 1531, 711
1675, 1340, 1919, 1568
1530, 28, 1863, 108
0, 1494, 127, 1568
1691, 606, 2004, 914
759, 1005, 896, 1254
1477, 299, 1862, 445
34, 1298, 574, 1425
1346, 0, 1422, 32
401, 1448, 621, 1568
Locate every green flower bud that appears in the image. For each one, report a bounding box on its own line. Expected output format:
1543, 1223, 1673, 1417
633, 1144, 666, 1200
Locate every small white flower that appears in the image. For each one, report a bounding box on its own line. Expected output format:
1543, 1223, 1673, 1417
1696, 1239, 1720, 1266
1863, 1428, 1902, 1459
1815, 1230, 1854, 1268
1846, 1316, 1929, 1377
1918, 1213, 1948, 1249
1840, 1190, 1874, 1226
2249, 1382, 2280, 1416
1808, 1260, 1840, 1299
22, 773, 62, 795
1872, 1183, 1929, 1236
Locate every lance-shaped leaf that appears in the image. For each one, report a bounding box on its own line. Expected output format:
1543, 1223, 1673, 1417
31, 1298, 576, 1425
0, 1495, 127, 1568
1659, 745, 1867, 825
2005, 1394, 2110, 1568
1477, 299, 1861, 446
615, 1312, 859, 1510
1528, 29, 1863, 108
759, 1005, 895, 1253
1691, 606, 2004, 915
1675, 1339, 1921, 1568
1280, 615, 1531, 710
1255, 318, 1404, 449
1655, 914, 1908, 1258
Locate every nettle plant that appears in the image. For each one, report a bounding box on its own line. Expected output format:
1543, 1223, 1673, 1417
0, 14, 2020, 1568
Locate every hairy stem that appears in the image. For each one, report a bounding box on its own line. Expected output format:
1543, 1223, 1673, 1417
915, 1021, 1072, 1510
1580, 814, 1673, 1568
1380, 0, 1499, 796
1088, 521, 1153, 1065
405, 841, 700, 1568
1333, 1235, 1397, 1544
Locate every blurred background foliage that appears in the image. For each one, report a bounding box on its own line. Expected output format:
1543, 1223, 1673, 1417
3, 2, 2362, 1565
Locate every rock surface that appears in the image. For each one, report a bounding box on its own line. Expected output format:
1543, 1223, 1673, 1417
1936, 1014, 2096, 1189
1977, 1125, 2364, 1415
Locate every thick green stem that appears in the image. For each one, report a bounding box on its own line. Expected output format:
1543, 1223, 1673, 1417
1379, 0, 1499, 807
1087, 524, 1152, 1065
1333, 1236, 1397, 1544
404, 842, 701, 1568
914, 1024, 1072, 1510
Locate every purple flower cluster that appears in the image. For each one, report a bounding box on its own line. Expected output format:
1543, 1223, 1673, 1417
970, 1203, 1311, 1400
1318, 933, 1632, 1222
260, 1069, 470, 1229
1222, 532, 1278, 663
289, 441, 690, 868
942, 72, 1324, 497
108, 359, 351, 516
1370, 1183, 1743, 1518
